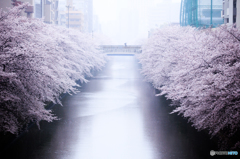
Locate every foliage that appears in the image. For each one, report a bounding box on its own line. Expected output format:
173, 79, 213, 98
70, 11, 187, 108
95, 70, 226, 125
0, 3, 106, 134
138, 25, 240, 149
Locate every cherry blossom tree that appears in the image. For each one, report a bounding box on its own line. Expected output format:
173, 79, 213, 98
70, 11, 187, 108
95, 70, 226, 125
0, 3, 106, 134
137, 26, 197, 88
138, 25, 240, 149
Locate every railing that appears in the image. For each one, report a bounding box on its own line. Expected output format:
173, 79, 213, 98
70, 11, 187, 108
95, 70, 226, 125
100, 45, 142, 53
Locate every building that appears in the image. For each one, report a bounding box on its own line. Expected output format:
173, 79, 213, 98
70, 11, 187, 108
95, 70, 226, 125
93, 15, 102, 33
0, 0, 58, 24
67, 0, 93, 33
58, 0, 67, 27
59, 10, 66, 26
222, 0, 240, 27
34, 0, 59, 24
66, 10, 84, 31
58, 0, 84, 31
180, 0, 223, 28
51, 0, 59, 24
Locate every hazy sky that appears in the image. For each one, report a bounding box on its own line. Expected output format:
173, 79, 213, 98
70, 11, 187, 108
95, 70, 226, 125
93, 0, 181, 22
60, 0, 181, 44
93, 0, 181, 44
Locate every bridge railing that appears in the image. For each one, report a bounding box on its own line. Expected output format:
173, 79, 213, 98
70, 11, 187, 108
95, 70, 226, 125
99, 45, 142, 53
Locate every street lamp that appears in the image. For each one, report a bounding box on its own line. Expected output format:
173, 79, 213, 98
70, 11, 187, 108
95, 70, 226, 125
66, 5, 71, 28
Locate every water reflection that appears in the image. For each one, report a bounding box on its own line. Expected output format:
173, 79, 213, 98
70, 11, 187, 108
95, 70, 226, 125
63, 55, 154, 159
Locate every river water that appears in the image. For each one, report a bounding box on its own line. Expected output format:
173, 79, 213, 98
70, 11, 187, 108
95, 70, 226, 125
2, 54, 221, 159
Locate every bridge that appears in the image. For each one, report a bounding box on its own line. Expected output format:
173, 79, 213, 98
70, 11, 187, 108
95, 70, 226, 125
100, 45, 142, 54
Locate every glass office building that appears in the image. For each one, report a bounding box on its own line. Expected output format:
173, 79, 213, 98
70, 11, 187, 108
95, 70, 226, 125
180, 0, 223, 28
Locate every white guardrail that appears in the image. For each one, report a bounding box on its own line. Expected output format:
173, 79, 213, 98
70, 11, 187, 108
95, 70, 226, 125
99, 45, 142, 53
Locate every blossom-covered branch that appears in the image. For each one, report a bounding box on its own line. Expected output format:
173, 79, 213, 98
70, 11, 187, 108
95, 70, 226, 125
0, 3, 106, 134
138, 25, 240, 149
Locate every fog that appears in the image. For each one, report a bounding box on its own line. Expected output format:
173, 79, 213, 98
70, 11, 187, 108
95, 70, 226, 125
59, 0, 181, 45
93, 0, 181, 45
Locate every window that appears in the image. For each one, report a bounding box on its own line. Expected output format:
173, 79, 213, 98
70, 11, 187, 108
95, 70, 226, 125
233, 16, 236, 23
234, 0, 237, 8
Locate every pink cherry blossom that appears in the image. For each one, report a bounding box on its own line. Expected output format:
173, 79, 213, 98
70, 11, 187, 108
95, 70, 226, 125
138, 25, 240, 149
0, 3, 106, 134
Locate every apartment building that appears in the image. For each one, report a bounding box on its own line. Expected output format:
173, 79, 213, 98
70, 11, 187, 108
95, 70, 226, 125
66, 10, 84, 31
67, 0, 93, 33
222, 0, 240, 27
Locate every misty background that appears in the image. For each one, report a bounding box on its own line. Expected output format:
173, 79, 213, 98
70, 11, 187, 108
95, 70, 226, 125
59, 0, 181, 45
